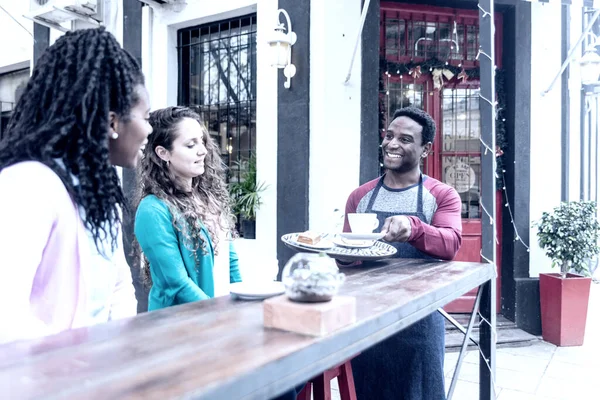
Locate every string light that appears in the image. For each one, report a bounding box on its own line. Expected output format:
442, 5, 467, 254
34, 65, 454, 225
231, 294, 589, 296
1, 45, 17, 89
463, 6, 498, 400
477, 158, 530, 258
477, 4, 492, 19
480, 250, 494, 265
477, 313, 500, 397
476, 48, 494, 62
502, 173, 531, 252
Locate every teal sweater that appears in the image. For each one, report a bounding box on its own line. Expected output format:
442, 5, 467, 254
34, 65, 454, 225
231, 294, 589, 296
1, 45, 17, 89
134, 195, 242, 311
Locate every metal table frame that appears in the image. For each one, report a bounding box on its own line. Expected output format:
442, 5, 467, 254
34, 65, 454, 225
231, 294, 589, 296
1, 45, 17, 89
439, 277, 496, 400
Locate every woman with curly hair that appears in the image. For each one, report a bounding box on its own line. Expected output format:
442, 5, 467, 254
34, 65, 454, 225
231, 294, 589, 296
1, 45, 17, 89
0, 27, 152, 344
134, 107, 305, 400
134, 106, 242, 310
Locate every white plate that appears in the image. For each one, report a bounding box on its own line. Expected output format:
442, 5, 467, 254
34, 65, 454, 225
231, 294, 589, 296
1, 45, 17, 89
230, 281, 285, 300
331, 236, 375, 249
339, 232, 386, 241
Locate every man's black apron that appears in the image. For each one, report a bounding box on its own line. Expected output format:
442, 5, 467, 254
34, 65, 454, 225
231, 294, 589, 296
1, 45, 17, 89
351, 174, 446, 400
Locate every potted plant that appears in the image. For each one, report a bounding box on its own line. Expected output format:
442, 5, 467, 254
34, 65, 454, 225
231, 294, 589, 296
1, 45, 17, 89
534, 200, 600, 346
229, 155, 267, 239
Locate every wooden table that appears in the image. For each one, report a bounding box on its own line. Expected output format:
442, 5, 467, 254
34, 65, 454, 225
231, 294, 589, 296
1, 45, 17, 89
0, 259, 496, 399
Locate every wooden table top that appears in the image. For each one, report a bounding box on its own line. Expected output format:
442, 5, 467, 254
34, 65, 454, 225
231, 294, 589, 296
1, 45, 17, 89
0, 259, 495, 400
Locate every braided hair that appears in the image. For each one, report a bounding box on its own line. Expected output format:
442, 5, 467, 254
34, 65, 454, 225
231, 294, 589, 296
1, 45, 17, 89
0, 27, 145, 253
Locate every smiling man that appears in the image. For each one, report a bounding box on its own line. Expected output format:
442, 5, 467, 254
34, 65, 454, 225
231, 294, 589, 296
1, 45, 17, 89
340, 106, 463, 399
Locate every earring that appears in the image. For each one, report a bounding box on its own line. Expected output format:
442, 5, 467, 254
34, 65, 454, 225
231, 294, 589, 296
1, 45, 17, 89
111, 131, 119, 139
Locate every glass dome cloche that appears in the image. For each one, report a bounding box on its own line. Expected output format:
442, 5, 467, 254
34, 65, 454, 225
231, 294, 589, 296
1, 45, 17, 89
282, 252, 346, 302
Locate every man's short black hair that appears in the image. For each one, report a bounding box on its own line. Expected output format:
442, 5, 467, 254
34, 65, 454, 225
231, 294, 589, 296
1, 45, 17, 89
391, 106, 436, 145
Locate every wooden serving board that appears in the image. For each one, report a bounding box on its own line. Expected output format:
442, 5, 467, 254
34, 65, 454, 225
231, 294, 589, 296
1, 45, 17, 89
263, 295, 357, 336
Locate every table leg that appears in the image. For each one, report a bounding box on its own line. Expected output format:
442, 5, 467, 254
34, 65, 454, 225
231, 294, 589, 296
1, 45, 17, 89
479, 278, 496, 400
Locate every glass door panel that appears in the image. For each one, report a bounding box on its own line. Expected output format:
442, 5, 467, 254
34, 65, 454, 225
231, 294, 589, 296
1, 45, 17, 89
441, 87, 481, 219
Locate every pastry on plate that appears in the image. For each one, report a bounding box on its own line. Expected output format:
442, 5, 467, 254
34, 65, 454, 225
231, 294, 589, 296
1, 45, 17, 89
296, 231, 322, 245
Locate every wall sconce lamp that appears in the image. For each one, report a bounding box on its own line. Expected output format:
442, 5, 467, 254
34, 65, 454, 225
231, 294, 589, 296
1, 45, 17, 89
267, 9, 297, 89
580, 35, 600, 85
542, 9, 600, 96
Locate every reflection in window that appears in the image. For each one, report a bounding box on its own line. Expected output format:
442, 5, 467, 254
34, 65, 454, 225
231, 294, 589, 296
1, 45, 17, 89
178, 15, 257, 183
442, 88, 481, 152
384, 82, 425, 128
441, 88, 481, 219
443, 156, 481, 219
382, 13, 479, 62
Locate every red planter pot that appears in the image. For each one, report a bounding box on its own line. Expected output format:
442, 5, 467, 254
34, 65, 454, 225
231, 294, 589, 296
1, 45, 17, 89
539, 272, 592, 346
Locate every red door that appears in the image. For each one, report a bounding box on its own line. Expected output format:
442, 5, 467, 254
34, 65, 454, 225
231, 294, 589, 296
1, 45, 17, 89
380, 3, 503, 312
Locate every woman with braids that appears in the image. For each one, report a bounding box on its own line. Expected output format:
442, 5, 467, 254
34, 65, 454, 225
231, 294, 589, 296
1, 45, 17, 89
0, 27, 152, 344
134, 106, 242, 309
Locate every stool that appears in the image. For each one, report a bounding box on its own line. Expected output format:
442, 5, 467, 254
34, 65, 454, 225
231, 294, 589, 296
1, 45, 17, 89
297, 359, 357, 400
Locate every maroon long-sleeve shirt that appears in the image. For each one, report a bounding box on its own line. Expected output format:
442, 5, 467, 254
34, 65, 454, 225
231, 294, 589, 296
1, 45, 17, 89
343, 175, 463, 260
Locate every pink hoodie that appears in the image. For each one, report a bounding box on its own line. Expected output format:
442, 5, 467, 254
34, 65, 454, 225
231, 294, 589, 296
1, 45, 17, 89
0, 162, 137, 344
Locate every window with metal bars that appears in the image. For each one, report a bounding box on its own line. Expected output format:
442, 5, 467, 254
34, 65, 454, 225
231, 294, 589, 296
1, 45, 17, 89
178, 14, 257, 184
441, 87, 482, 219
381, 7, 480, 67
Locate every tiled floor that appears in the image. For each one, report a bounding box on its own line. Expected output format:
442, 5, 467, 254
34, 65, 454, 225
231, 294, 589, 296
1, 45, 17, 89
322, 282, 600, 400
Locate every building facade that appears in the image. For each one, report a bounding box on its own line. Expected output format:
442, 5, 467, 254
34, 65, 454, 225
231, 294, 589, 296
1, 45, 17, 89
2, 0, 599, 332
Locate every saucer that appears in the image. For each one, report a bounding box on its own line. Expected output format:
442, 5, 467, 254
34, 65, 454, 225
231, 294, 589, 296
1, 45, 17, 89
331, 236, 375, 249
230, 281, 285, 300
338, 232, 386, 241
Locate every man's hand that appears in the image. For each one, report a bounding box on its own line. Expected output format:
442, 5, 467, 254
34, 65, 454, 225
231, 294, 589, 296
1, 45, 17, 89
381, 215, 412, 243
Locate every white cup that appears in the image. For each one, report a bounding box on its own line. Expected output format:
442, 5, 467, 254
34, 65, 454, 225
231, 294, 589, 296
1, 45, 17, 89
348, 213, 379, 234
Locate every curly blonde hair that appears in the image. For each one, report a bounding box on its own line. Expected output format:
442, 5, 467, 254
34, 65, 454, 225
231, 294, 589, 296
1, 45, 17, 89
136, 106, 235, 282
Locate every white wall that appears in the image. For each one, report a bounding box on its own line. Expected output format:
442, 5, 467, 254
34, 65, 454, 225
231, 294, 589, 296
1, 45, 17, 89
0, 0, 33, 70
528, 3, 563, 277
568, 8, 583, 202
309, 0, 363, 233
0, 1, 121, 71
527, 4, 596, 277
254, 0, 279, 278
144, 0, 279, 280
